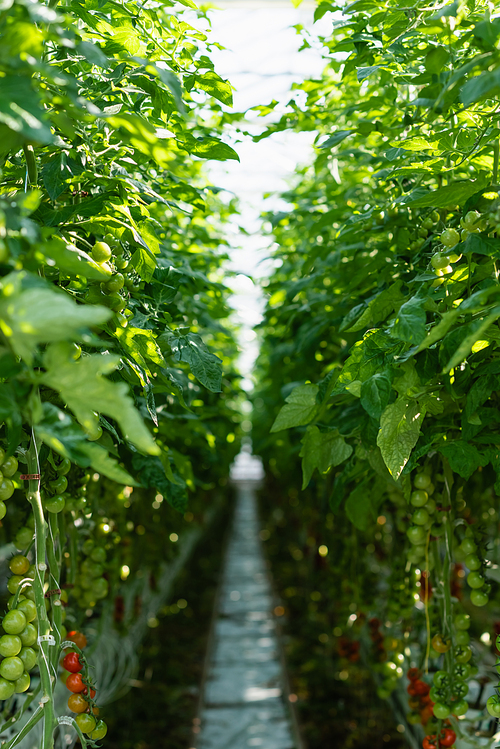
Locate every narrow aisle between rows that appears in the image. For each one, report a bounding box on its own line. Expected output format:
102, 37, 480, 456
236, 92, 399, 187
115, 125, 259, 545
194, 454, 296, 749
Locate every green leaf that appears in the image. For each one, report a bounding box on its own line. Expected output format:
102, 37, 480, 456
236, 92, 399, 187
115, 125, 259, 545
132, 454, 187, 513
190, 71, 233, 106
319, 130, 355, 149
0, 77, 54, 151
360, 373, 392, 419
80, 442, 137, 485
271, 383, 319, 432
168, 332, 222, 392
437, 441, 489, 480
398, 178, 487, 208
461, 67, 500, 106
77, 41, 109, 68
462, 232, 500, 257
299, 426, 353, 488
41, 345, 160, 455
131, 246, 157, 282
377, 397, 426, 479
0, 273, 112, 365
39, 237, 111, 281
391, 295, 427, 344
176, 133, 239, 161
444, 306, 500, 372
345, 482, 373, 531
347, 281, 404, 332
115, 327, 166, 371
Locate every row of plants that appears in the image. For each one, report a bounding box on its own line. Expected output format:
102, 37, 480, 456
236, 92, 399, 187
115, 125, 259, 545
0, 0, 242, 744
253, 0, 500, 747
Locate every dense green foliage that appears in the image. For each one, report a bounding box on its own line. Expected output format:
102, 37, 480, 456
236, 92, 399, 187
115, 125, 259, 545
0, 0, 241, 744
253, 0, 500, 745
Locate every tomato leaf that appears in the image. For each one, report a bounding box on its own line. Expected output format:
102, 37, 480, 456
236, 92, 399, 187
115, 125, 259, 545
271, 384, 319, 432
377, 397, 426, 479
299, 426, 353, 488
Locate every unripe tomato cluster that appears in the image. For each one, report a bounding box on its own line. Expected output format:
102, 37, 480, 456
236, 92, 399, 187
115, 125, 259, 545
0, 554, 38, 699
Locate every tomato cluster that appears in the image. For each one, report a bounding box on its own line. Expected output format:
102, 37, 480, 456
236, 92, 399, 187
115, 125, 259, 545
61, 631, 107, 740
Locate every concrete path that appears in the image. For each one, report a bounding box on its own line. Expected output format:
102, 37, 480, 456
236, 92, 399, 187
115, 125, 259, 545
194, 467, 297, 749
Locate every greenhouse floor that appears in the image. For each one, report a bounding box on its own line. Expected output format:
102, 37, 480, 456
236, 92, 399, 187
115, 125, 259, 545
193, 482, 297, 749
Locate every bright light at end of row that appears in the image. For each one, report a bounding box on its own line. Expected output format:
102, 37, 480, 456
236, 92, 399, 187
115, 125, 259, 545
318, 545, 328, 557
120, 565, 130, 580
169, 533, 178, 543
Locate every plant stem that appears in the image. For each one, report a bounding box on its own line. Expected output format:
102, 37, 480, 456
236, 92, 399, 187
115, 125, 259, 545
493, 140, 499, 184
27, 434, 55, 749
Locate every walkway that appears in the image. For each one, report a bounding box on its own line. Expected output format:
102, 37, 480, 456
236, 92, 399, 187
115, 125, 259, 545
193, 453, 297, 749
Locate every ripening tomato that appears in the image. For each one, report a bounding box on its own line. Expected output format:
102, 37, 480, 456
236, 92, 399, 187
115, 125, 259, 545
431, 634, 451, 653
83, 685, 96, 699
408, 667, 422, 682
62, 652, 83, 674
66, 631, 87, 650
66, 673, 85, 693
68, 693, 88, 713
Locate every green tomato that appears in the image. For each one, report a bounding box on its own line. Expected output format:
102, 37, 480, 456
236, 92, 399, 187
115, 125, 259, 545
413, 473, 432, 490
465, 553, 481, 571
431, 253, 449, 270
407, 525, 426, 544
14, 671, 30, 693
452, 698, 468, 717
463, 210, 480, 230
44, 495, 65, 513
0, 478, 14, 501
91, 577, 108, 599
0, 448, 5, 465
467, 571, 485, 589
85, 423, 102, 442
452, 680, 468, 698
423, 218, 434, 230
19, 646, 37, 671
7, 575, 23, 595
50, 475, 68, 494
429, 685, 448, 703
412, 508, 429, 526
116, 257, 128, 270
0, 501, 7, 520
82, 539, 94, 555
14, 527, 33, 549
487, 696, 500, 717
453, 662, 470, 679
425, 499, 436, 514
0, 656, 24, 681
411, 490, 428, 507
470, 589, 489, 607
81, 559, 103, 578
3, 610, 27, 635
19, 623, 37, 647
433, 670, 451, 689
105, 273, 125, 293
454, 613, 471, 630
0, 677, 15, 700
9, 555, 29, 576
90, 547, 106, 563
91, 241, 112, 263
455, 630, 470, 646
56, 458, 72, 476
460, 538, 476, 554
89, 721, 108, 741
76, 713, 97, 734
1, 457, 17, 477
454, 645, 472, 664
0, 635, 22, 657
441, 228, 460, 247
432, 701, 451, 719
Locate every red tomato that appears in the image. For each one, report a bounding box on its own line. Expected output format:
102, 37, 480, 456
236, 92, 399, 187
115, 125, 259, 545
420, 707, 433, 726
83, 686, 96, 699
66, 673, 85, 693
414, 680, 430, 696
439, 729, 456, 748
408, 667, 422, 682
423, 736, 438, 749
62, 652, 83, 674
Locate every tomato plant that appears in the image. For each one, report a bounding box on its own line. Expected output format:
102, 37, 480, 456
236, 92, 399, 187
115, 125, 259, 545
0, 0, 242, 741
253, 0, 500, 745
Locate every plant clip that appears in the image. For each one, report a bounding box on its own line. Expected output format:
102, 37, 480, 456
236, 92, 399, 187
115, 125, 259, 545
19, 474, 41, 480
44, 588, 61, 598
